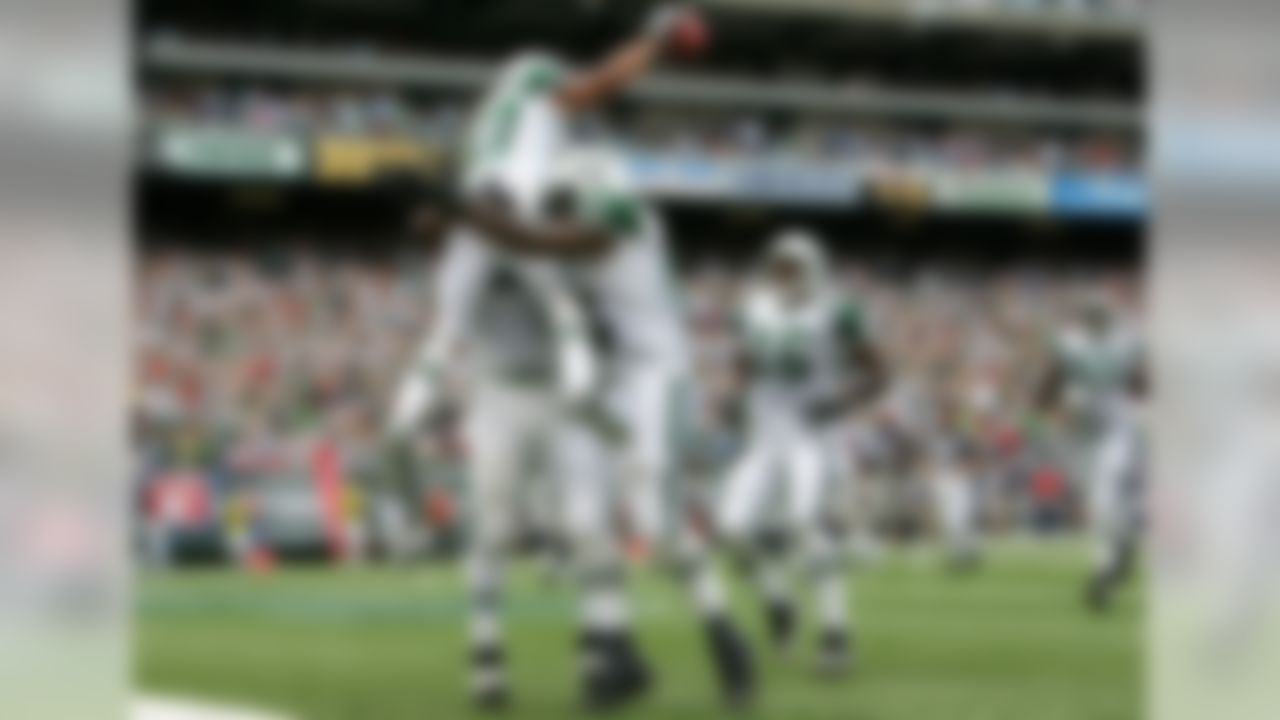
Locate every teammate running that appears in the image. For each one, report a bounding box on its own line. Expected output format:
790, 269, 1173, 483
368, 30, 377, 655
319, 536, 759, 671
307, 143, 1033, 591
1037, 295, 1145, 612
718, 230, 886, 676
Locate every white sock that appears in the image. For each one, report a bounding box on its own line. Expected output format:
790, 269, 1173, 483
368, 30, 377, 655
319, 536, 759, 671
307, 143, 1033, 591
467, 555, 506, 694
583, 583, 630, 633
467, 554, 503, 648
691, 562, 728, 617
816, 569, 849, 633
673, 530, 729, 617
803, 532, 849, 634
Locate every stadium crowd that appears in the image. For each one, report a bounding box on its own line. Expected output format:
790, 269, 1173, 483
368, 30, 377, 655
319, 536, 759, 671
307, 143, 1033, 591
142, 86, 1136, 174
133, 243, 1140, 556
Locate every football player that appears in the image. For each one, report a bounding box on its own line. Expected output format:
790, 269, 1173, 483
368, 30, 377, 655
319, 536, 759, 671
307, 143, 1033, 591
719, 230, 886, 675
384, 5, 713, 711
1037, 295, 1145, 612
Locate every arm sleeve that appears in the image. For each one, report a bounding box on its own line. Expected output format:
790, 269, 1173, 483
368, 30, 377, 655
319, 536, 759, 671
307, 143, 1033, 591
421, 229, 490, 367
386, 230, 490, 435
578, 189, 644, 238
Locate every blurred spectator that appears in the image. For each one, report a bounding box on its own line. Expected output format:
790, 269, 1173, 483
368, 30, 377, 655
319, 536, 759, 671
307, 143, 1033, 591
135, 245, 1141, 543
141, 85, 1139, 174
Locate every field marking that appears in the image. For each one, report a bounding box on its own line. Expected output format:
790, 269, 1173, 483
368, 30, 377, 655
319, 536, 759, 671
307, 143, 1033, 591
133, 695, 294, 720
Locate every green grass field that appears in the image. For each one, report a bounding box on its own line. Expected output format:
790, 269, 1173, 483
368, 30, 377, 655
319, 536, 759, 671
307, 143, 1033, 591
136, 539, 1141, 720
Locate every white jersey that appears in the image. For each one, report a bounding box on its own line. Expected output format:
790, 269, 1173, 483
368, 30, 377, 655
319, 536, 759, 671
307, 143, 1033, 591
469, 250, 564, 385
1054, 323, 1142, 436
736, 287, 865, 414
463, 52, 571, 215
562, 170, 688, 375
450, 52, 597, 394
390, 53, 583, 431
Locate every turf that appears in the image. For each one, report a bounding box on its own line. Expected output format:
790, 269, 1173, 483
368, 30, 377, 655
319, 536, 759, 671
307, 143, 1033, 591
136, 538, 1141, 720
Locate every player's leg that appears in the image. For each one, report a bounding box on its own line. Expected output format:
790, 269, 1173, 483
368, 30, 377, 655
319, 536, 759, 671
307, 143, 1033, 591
719, 436, 795, 654
1085, 426, 1137, 611
388, 230, 490, 435
553, 416, 652, 711
616, 367, 672, 550
518, 260, 598, 407
666, 520, 757, 707
533, 475, 574, 587
824, 421, 880, 566
461, 382, 526, 708
620, 371, 726, 612
622, 370, 756, 706
789, 432, 853, 675
515, 442, 572, 586
1110, 430, 1142, 583
934, 458, 980, 571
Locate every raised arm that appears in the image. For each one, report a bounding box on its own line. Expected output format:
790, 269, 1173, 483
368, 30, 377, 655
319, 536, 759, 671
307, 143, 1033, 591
553, 5, 704, 112
554, 35, 664, 112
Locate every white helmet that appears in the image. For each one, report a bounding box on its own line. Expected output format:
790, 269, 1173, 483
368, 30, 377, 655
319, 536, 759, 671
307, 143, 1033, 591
765, 227, 830, 292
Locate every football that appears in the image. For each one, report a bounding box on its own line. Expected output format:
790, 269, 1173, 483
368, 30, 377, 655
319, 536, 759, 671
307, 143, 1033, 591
668, 8, 710, 58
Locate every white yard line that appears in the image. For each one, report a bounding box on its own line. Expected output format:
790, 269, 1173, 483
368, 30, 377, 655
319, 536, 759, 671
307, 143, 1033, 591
132, 695, 295, 720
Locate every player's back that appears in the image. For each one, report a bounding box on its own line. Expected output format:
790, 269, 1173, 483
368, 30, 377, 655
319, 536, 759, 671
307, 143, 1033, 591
588, 206, 687, 372
553, 145, 689, 374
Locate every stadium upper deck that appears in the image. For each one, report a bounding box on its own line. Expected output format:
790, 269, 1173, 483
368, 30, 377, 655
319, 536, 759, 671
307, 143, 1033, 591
134, 0, 1145, 218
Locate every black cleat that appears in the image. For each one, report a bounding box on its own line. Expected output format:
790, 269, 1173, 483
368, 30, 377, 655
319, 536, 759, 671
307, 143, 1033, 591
1085, 572, 1113, 613
705, 617, 757, 710
765, 600, 797, 657
581, 631, 654, 712
470, 645, 510, 711
816, 629, 854, 678
472, 685, 510, 712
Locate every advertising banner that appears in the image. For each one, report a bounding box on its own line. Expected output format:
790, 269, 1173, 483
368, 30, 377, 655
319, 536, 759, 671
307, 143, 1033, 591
928, 169, 1051, 213
1050, 172, 1147, 219
152, 125, 307, 179
313, 134, 442, 184
625, 152, 862, 207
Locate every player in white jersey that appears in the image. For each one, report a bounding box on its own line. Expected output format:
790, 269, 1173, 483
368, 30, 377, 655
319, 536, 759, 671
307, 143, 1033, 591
384, 5, 711, 711
927, 370, 988, 572
719, 230, 886, 676
1037, 296, 1145, 612
540, 147, 690, 541
459, 142, 756, 706
542, 145, 757, 706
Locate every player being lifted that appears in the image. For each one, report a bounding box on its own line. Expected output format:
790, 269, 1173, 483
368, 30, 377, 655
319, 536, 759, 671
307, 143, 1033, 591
383, 5, 753, 712
1037, 295, 1144, 612
719, 230, 886, 676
